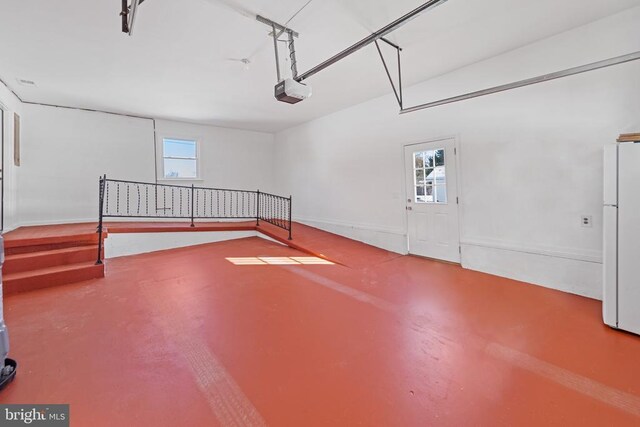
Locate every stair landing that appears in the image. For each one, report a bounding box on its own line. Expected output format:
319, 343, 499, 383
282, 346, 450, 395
3, 224, 105, 295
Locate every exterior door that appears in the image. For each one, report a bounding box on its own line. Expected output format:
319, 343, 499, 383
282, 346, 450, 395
404, 139, 460, 262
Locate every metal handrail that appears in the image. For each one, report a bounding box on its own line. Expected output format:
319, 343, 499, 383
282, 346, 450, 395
95, 175, 292, 264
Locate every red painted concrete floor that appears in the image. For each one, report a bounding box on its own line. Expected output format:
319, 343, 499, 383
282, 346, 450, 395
1, 232, 640, 426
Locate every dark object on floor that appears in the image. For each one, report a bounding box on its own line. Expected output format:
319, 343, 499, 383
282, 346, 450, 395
0, 358, 17, 392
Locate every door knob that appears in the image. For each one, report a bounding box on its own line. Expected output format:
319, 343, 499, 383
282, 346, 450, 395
406, 206, 413, 211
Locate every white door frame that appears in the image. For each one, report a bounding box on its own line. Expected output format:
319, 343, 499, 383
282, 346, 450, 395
0, 100, 5, 233
0, 103, 5, 233
402, 135, 463, 258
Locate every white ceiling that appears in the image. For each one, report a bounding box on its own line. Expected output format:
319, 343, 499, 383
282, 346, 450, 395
1, 0, 639, 132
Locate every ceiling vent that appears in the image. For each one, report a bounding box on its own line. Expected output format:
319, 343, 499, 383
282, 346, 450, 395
16, 78, 37, 87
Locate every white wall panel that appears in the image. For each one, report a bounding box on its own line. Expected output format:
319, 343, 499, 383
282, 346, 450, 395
154, 120, 275, 192
105, 231, 257, 259
274, 7, 640, 298
16, 110, 274, 226
18, 105, 155, 225
0, 83, 23, 232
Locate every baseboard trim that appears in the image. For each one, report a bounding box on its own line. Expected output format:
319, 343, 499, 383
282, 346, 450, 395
16, 218, 95, 228
294, 216, 407, 254
293, 215, 405, 236
461, 237, 602, 264
461, 244, 602, 300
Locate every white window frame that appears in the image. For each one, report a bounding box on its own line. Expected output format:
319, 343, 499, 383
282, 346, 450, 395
160, 137, 201, 181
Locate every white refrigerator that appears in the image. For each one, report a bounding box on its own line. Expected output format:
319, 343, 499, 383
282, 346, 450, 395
603, 142, 640, 334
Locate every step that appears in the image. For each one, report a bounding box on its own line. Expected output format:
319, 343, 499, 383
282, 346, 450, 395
3, 245, 101, 275
4, 262, 105, 295
5, 233, 104, 255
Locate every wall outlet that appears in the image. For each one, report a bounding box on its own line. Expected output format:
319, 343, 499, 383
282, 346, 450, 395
581, 215, 593, 228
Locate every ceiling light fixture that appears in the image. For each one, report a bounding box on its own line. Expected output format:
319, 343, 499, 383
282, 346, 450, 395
16, 78, 36, 87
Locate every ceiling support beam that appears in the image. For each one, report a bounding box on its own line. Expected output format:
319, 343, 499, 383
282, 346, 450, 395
256, 15, 299, 38
400, 50, 640, 114
271, 24, 282, 82
379, 37, 402, 52
374, 40, 403, 109
294, 0, 449, 82
121, 0, 129, 33
121, 0, 146, 35
127, 0, 141, 36
288, 30, 299, 80
258, 15, 301, 82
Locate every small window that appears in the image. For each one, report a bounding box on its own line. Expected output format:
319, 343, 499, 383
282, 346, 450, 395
163, 138, 198, 179
413, 148, 446, 203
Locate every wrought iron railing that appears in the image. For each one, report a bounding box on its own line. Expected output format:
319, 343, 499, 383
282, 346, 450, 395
96, 175, 292, 264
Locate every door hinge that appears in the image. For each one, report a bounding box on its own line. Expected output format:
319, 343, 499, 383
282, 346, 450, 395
459, 246, 462, 254
454, 147, 457, 155
456, 197, 459, 204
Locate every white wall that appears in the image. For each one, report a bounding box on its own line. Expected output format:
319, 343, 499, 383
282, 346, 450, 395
0, 82, 22, 232
273, 7, 640, 299
16, 108, 274, 225
154, 119, 275, 192
105, 231, 257, 259
18, 105, 155, 225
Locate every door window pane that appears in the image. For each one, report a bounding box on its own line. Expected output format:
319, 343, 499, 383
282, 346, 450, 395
412, 148, 447, 204
424, 168, 434, 185
415, 185, 426, 203
425, 185, 434, 203
424, 151, 435, 168
435, 185, 447, 203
